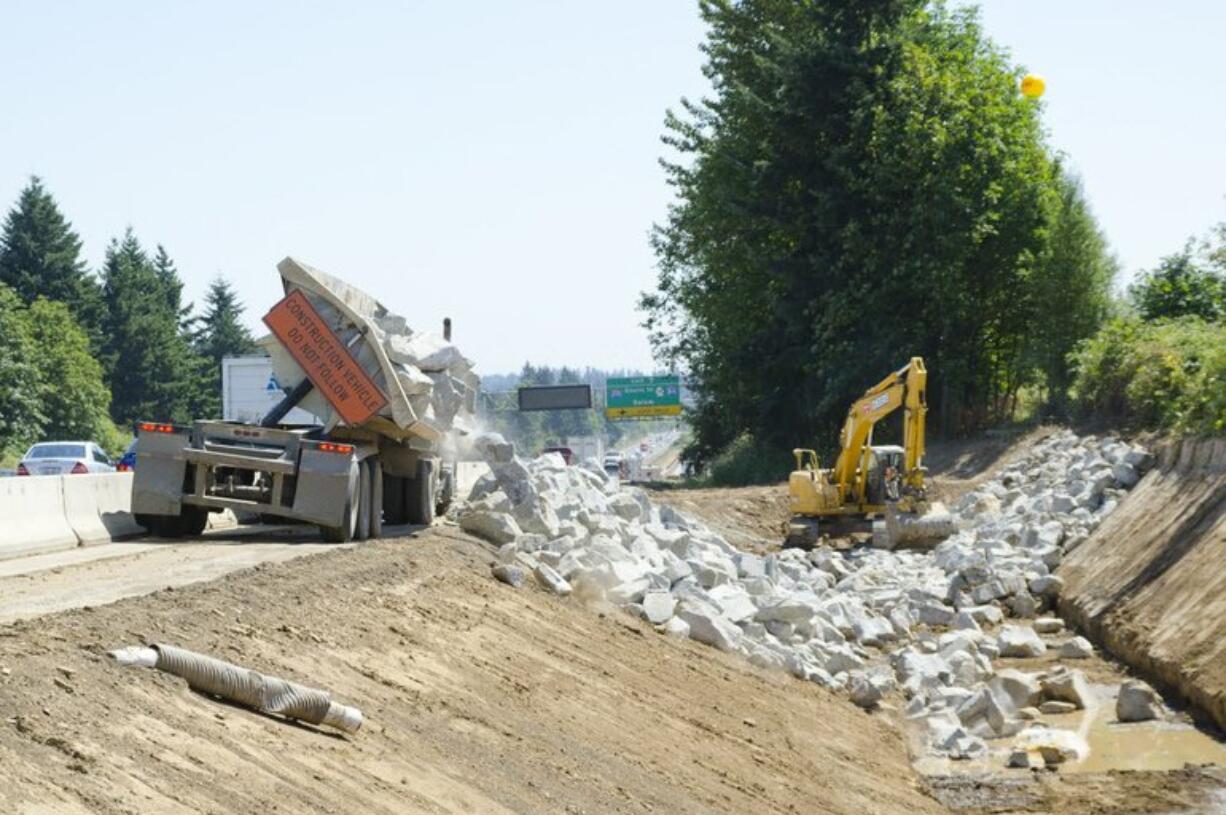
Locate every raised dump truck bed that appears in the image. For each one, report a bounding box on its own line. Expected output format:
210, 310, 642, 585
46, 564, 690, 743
131, 257, 473, 540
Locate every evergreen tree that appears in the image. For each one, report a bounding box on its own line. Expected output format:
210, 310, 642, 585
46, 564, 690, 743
191, 277, 258, 417
26, 298, 119, 446
152, 244, 192, 325
101, 229, 199, 425
0, 176, 104, 346
0, 285, 46, 455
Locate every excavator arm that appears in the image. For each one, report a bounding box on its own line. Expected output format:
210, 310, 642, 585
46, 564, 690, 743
830, 357, 928, 502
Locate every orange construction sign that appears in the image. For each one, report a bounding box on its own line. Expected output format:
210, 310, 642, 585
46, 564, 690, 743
262, 290, 388, 425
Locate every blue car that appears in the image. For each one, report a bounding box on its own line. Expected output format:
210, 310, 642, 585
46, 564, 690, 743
117, 439, 137, 472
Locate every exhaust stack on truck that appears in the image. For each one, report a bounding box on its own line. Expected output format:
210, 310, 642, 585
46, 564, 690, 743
131, 257, 478, 541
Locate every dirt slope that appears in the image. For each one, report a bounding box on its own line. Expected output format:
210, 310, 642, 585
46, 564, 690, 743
0, 527, 940, 815
1059, 437, 1226, 730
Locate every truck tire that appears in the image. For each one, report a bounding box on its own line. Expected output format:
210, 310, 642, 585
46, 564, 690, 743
148, 506, 208, 538
356, 460, 371, 541
369, 460, 383, 539
406, 458, 436, 526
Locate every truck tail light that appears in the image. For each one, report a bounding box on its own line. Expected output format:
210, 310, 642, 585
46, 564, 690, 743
138, 422, 178, 434
116, 462, 132, 472
16, 463, 29, 476
71, 462, 89, 474
317, 442, 354, 455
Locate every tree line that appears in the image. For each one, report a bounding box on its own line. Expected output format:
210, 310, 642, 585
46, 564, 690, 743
641, 1, 1116, 471
1071, 224, 1226, 434
0, 177, 257, 459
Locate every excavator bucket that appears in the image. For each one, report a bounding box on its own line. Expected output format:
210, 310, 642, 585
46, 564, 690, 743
875, 501, 956, 550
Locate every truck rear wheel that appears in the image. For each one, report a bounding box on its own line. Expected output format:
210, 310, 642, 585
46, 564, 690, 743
369, 460, 383, 539
147, 506, 208, 538
406, 458, 436, 526
356, 460, 372, 541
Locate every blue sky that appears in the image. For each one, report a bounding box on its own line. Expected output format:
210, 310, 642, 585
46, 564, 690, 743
1, 2, 1222, 373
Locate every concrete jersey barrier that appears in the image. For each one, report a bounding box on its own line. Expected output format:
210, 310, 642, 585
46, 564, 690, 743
0, 476, 80, 560
62, 473, 144, 545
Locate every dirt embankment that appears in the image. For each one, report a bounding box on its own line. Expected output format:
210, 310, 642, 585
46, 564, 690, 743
1060, 437, 1226, 731
0, 527, 940, 815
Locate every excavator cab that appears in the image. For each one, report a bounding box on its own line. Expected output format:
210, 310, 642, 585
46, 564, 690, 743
865, 445, 904, 505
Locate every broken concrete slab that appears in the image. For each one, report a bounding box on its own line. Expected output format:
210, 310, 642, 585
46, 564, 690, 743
642, 590, 676, 625
534, 563, 573, 596
1059, 636, 1093, 660
1033, 617, 1064, 634
1040, 668, 1092, 710
1117, 680, 1163, 722
491, 563, 525, 588
998, 626, 1047, 658
462, 511, 523, 545
677, 608, 742, 653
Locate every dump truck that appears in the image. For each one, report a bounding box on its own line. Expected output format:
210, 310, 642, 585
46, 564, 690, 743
131, 258, 478, 541
785, 357, 954, 549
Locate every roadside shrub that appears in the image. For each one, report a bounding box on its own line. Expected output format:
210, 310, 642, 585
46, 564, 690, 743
704, 433, 792, 486
1070, 317, 1226, 434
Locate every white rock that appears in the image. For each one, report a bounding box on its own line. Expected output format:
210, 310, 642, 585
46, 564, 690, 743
642, 590, 676, 624
989, 669, 1043, 709
1034, 617, 1064, 634
491, 563, 524, 587
1040, 668, 1092, 710
1060, 636, 1093, 659
461, 510, 523, 544
708, 583, 758, 623
1013, 726, 1089, 764
998, 626, 1046, 658
1117, 680, 1163, 722
677, 608, 743, 652
534, 563, 572, 596
662, 616, 691, 638
1029, 574, 1064, 599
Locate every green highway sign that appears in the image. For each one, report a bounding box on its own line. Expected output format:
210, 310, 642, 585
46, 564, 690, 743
606, 375, 682, 419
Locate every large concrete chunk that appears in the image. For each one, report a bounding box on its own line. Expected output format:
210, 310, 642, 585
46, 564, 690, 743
998, 626, 1046, 658
1040, 668, 1092, 710
1117, 680, 1163, 722
677, 608, 743, 652
460, 511, 523, 545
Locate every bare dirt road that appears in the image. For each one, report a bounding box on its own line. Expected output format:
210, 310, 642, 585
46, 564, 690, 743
0, 525, 354, 624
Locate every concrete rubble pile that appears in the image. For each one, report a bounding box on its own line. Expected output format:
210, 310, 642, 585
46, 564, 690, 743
260, 258, 479, 440
458, 428, 1153, 766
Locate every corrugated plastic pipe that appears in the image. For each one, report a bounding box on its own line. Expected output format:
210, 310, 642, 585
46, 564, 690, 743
110, 644, 362, 734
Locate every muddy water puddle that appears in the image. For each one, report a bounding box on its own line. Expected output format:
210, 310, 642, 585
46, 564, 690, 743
1068, 685, 1226, 773
913, 683, 1226, 777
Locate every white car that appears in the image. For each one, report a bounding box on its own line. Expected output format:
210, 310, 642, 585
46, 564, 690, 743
18, 441, 116, 476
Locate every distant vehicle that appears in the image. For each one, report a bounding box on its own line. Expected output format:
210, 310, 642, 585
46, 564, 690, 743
602, 452, 624, 477
541, 446, 574, 465
117, 440, 138, 472
639, 441, 649, 452
18, 441, 115, 476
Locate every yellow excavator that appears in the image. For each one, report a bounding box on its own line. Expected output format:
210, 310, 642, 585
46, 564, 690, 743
786, 357, 954, 549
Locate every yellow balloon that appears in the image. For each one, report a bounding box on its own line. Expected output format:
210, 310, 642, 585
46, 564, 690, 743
1021, 74, 1045, 99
